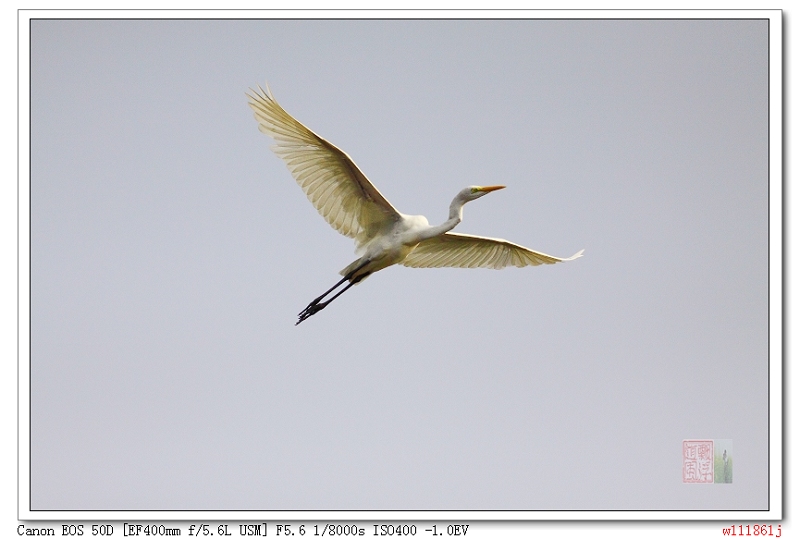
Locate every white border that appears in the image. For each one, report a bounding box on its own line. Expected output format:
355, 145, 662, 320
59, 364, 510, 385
17, 9, 783, 522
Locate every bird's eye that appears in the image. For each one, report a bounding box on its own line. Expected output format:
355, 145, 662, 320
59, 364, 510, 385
471, 187, 479, 194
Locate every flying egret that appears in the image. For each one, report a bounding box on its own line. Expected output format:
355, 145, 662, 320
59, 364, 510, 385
247, 85, 583, 325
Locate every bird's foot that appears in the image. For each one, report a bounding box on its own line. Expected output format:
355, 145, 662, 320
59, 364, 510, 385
296, 301, 328, 325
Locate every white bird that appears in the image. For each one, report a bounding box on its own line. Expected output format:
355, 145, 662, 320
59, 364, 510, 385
247, 84, 583, 324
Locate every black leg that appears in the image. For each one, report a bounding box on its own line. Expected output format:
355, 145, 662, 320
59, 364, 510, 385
296, 280, 358, 325
306, 275, 349, 308
295, 260, 372, 325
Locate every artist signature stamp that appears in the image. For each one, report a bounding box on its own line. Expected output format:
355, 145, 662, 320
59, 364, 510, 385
683, 439, 714, 483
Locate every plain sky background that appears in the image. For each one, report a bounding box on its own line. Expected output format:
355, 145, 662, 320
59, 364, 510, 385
29, 18, 769, 511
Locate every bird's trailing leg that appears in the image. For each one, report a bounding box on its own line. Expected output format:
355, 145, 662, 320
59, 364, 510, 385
296, 260, 372, 325
304, 275, 348, 310
296, 280, 359, 325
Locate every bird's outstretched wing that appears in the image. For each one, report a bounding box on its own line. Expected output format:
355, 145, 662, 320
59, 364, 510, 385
401, 232, 584, 269
247, 85, 401, 244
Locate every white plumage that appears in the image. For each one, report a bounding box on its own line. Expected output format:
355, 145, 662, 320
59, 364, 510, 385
247, 84, 583, 324
401, 232, 583, 269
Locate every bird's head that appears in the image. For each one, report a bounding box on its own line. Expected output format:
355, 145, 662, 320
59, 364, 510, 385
449, 185, 506, 221
460, 185, 506, 201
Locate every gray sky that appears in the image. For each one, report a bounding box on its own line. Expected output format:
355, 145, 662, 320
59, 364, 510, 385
30, 18, 769, 510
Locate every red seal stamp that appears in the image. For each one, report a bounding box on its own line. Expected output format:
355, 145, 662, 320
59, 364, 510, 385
683, 439, 714, 483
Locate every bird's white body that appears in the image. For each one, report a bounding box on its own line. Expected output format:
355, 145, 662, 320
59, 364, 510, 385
246, 84, 583, 323
347, 211, 452, 280
347, 225, 421, 280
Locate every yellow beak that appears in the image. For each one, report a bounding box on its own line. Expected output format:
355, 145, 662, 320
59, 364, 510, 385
478, 185, 506, 193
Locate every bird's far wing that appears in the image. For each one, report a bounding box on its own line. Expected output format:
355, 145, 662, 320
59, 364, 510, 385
247, 85, 401, 242
401, 232, 584, 269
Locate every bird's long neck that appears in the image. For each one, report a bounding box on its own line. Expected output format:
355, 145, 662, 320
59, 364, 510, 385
415, 196, 466, 242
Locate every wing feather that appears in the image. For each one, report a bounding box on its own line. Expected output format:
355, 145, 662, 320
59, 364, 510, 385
401, 232, 584, 269
247, 85, 400, 243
